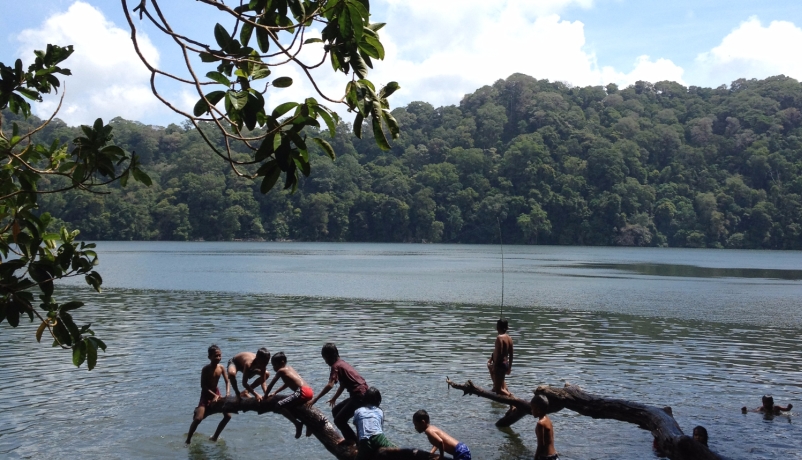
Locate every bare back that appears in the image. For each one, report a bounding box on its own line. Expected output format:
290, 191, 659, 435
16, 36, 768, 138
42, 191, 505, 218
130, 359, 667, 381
535, 415, 557, 458
278, 365, 306, 391
231, 352, 262, 377
425, 425, 460, 455
493, 333, 513, 365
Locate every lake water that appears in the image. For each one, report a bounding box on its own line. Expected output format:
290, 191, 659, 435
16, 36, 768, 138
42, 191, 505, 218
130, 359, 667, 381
1, 243, 800, 459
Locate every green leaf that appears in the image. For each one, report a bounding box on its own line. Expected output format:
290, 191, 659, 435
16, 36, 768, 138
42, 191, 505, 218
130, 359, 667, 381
372, 115, 391, 150
304, 38, 323, 44
227, 90, 249, 110
256, 26, 270, 53
338, 6, 353, 40
87, 340, 98, 370
317, 109, 337, 136
72, 341, 86, 367
382, 111, 400, 139
353, 113, 364, 138
206, 71, 232, 87
350, 52, 368, 78
379, 81, 400, 99
272, 77, 293, 88
252, 68, 271, 80
214, 23, 232, 51
132, 168, 152, 186
240, 23, 254, 47
255, 134, 276, 161
60, 301, 84, 312
348, 3, 364, 42
199, 52, 221, 62
36, 321, 47, 343
260, 161, 282, 193
312, 137, 336, 160
272, 102, 298, 118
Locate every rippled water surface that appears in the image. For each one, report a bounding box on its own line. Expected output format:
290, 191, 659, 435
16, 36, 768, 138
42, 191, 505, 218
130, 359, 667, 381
1, 243, 801, 459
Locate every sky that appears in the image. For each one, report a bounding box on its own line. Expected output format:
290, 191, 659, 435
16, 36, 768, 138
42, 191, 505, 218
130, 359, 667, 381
1, 0, 801, 127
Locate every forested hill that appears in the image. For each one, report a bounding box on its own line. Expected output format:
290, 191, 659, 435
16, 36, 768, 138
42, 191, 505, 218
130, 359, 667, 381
7, 74, 802, 248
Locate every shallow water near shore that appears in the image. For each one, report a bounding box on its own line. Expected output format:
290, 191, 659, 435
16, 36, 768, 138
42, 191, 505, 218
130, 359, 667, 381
1, 243, 801, 459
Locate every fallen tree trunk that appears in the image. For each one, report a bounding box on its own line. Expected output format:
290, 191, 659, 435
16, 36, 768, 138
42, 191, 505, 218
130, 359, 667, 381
446, 379, 722, 460
203, 395, 437, 460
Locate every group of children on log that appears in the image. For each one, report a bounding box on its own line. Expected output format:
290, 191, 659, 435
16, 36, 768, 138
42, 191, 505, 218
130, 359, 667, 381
186, 318, 792, 459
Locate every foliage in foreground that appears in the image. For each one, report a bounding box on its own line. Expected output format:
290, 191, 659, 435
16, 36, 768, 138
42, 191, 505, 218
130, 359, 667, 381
19, 74, 802, 249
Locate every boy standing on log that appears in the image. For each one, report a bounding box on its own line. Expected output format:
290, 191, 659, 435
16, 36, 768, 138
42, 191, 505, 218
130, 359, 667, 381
412, 409, 472, 460
531, 394, 559, 460
186, 344, 232, 444
487, 318, 514, 396
227, 347, 271, 401
310, 343, 369, 445
265, 352, 314, 439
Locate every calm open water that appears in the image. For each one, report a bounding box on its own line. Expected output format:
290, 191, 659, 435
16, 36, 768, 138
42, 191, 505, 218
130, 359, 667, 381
1, 243, 800, 459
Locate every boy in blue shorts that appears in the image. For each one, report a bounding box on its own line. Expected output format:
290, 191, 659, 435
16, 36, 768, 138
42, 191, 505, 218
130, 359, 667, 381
413, 409, 471, 460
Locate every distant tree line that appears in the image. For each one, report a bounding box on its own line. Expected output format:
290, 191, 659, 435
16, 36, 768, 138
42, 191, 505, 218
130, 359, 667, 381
7, 74, 802, 248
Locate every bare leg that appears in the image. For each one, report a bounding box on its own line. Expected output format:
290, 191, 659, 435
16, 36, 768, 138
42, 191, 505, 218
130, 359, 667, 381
186, 406, 205, 444
228, 366, 244, 398
487, 361, 499, 393
279, 409, 304, 439
210, 413, 232, 441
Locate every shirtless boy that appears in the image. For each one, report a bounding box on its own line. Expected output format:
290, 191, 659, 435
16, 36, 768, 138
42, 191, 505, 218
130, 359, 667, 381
413, 409, 471, 460
265, 352, 314, 438
227, 348, 270, 401
531, 394, 559, 460
487, 319, 513, 396
741, 395, 793, 415
186, 344, 232, 444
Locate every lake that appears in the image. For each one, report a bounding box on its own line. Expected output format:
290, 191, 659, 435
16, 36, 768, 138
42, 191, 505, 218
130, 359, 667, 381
1, 242, 800, 459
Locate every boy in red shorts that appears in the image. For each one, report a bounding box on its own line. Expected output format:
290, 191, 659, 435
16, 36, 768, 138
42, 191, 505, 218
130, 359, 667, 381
266, 352, 314, 438
186, 344, 232, 444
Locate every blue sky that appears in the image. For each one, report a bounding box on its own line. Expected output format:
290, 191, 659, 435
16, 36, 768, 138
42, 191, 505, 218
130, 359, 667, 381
2, 0, 801, 126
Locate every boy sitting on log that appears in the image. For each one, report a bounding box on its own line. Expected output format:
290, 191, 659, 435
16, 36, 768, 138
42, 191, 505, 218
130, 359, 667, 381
186, 344, 232, 444
227, 347, 271, 401
265, 352, 314, 438
741, 395, 793, 414
412, 409, 471, 460
487, 318, 514, 397
531, 394, 559, 460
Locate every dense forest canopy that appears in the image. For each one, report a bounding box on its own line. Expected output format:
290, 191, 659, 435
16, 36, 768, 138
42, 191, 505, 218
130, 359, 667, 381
8, 73, 802, 249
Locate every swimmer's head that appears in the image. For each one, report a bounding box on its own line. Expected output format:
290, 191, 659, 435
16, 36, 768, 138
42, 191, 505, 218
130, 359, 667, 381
321, 343, 339, 364
762, 395, 774, 409
530, 394, 549, 417
496, 319, 509, 333
208, 344, 222, 361
413, 409, 430, 432
692, 426, 708, 446
256, 347, 271, 362
271, 351, 287, 370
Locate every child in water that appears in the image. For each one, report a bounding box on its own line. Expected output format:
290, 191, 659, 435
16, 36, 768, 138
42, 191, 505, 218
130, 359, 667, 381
353, 387, 395, 460
186, 344, 232, 444
487, 318, 514, 396
265, 352, 314, 438
741, 395, 793, 414
413, 409, 471, 460
531, 394, 559, 460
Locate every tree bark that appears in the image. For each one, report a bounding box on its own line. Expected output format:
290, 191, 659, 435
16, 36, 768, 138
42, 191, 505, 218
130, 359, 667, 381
446, 379, 722, 460
203, 395, 437, 460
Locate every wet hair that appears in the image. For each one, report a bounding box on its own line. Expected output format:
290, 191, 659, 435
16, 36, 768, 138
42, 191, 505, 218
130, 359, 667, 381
413, 409, 430, 425
321, 343, 339, 360
271, 351, 287, 367
208, 344, 221, 356
256, 347, 270, 361
531, 394, 549, 412
364, 387, 382, 407
497, 319, 509, 332
692, 426, 708, 446
762, 395, 774, 406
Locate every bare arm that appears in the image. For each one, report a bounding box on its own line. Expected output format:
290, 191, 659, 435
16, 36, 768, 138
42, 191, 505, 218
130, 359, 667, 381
265, 372, 282, 397
328, 383, 346, 407
778, 404, 793, 411
507, 340, 514, 374
221, 365, 230, 397
310, 379, 335, 406
426, 431, 445, 459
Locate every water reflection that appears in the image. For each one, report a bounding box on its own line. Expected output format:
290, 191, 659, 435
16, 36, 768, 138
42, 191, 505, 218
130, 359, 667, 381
565, 262, 802, 281
0, 287, 800, 460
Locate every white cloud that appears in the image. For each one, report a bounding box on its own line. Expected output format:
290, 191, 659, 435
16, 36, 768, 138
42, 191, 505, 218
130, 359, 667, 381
695, 17, 802, 86
602, 55, 686, 88
14, 1, 164, 126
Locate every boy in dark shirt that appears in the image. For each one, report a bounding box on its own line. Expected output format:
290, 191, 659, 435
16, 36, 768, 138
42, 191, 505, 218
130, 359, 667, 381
310, 343, 369, 444
186, 344, 232, 444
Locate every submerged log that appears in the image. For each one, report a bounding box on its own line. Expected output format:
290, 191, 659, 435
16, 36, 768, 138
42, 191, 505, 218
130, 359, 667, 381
446, 379, 722, 460
202, 395, 437, 460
